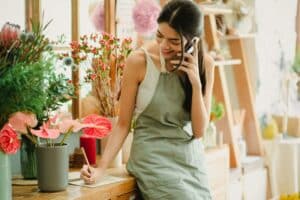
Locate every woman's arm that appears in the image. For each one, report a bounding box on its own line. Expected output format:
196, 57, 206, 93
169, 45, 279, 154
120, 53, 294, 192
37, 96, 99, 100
81, 51, 145, 184
203, 54, 215, 118
176, 51, 215, 138
190, 54, 215, 138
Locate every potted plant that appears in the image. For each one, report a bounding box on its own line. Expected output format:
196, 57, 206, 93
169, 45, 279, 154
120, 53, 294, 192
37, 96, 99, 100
29, 113, 112, 192
203, 97, 225, 148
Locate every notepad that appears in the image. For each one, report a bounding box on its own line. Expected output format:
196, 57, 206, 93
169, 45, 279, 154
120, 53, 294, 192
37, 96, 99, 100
69, 175, 126, 188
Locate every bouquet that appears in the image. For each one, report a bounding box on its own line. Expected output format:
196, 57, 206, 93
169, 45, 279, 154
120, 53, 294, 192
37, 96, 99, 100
0, 20, 74, 154
61, 32, 132, 117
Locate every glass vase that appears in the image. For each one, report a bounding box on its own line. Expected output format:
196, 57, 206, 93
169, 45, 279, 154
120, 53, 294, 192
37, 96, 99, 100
20, 135, 37, 179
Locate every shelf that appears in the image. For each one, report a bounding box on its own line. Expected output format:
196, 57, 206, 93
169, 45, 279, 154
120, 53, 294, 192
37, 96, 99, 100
220, 34, 256, 40
199, 5, 233, 15
52, 45, 71, 51
214, 59, 242, 66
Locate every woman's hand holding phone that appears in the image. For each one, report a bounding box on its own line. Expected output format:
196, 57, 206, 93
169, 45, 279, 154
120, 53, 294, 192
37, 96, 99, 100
170, 37, 202, 89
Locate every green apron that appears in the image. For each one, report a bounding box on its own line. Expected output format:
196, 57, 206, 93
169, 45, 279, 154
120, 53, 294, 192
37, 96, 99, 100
127, 50, 212, 200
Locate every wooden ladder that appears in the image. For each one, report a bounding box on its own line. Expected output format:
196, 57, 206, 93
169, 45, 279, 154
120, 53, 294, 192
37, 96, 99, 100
201, 7, 263, 168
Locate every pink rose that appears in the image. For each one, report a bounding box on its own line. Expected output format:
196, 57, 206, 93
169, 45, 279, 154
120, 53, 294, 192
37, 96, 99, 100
82, 114, 112, 139
0, 124, 21, 154
9, 111, 38, 134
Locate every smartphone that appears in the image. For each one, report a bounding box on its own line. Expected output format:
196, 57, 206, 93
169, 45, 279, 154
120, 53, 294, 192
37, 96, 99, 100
172, 41, 194, 69
184, 42, 194, 55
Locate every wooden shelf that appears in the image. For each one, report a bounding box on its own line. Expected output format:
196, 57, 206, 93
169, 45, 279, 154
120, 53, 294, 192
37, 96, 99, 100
204, 10, 263, 168
199, 5, 233, 15
220, 34, 256, 41
52, 45, 71, 51
214, 59, 242, 66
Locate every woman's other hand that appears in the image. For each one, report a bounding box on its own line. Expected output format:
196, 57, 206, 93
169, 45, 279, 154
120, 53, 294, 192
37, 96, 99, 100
80, 164, 105, 185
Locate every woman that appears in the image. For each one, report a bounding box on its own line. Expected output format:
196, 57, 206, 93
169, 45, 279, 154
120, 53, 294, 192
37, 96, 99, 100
81, 0, 215, 199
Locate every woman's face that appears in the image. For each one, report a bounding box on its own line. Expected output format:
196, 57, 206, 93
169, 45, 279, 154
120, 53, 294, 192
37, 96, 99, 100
156, 23, 187, 60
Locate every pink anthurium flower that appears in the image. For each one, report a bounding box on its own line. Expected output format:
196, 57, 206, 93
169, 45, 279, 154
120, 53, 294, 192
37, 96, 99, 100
82, 114, 112, 139
0, 124, 20, 154
8, 111, 38, 134
58, 119, 84, 133
31, 122, 60, 139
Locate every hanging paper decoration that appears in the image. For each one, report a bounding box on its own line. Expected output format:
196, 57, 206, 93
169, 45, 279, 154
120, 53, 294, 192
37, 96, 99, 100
132, 0, 161, 35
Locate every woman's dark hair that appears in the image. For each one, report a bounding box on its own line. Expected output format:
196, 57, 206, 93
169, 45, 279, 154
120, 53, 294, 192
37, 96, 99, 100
157, 0, 206, 112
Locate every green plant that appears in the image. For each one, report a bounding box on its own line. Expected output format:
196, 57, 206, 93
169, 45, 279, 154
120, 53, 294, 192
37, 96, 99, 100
210, 97, 225, 122
0, 21, 74, 129
292, 53, 300, 73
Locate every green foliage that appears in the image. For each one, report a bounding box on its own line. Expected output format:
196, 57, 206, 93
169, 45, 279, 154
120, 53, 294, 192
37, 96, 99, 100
210, 97, 225, 122
0, 20, 74, 128
0, 55, 74, 128
292, 53, 300, 73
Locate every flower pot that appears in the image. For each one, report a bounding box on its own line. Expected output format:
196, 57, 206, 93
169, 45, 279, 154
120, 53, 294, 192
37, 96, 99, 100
36, 143, 69, 192
20, 135, 37, 179
0, 151, 12, 200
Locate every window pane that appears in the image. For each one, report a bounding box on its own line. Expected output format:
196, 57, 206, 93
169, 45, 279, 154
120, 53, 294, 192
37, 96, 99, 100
0, 0, 25, 29
80, 0, 99, 35
41, 0, 71, 42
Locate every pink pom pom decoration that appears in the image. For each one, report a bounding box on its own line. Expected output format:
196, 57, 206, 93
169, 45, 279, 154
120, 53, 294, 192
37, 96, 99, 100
132, 0, 161, 35
91, 2, 105, 32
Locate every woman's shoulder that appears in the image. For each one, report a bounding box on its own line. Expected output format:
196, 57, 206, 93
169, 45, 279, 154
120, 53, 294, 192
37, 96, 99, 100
126, 49, 146, 67
124, 49, 147, 82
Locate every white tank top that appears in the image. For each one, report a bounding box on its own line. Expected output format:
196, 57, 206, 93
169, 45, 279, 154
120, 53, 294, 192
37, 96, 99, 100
133, 48, 167, 118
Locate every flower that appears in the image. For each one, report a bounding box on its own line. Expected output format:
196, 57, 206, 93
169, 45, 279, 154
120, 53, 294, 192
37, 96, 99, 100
8, 112, 38, 134
0, 124, 20, 154
29, 112, 112, 147
132, 0, 161, 35
82, 114, 112, 138
0, 22, 20, 48
31, 122, 61, 139
61, 32, 132, 117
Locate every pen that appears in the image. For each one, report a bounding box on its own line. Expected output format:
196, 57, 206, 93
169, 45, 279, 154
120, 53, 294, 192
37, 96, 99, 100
81, 147, 91, 173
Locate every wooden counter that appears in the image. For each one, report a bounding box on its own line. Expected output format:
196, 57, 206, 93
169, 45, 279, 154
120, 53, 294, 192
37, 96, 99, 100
13, 166, 137, 200
13, 146, 229, 200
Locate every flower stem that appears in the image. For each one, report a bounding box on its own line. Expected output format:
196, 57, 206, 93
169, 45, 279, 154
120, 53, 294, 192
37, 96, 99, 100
59, 127, 73, 145
24, 134, 37, 145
